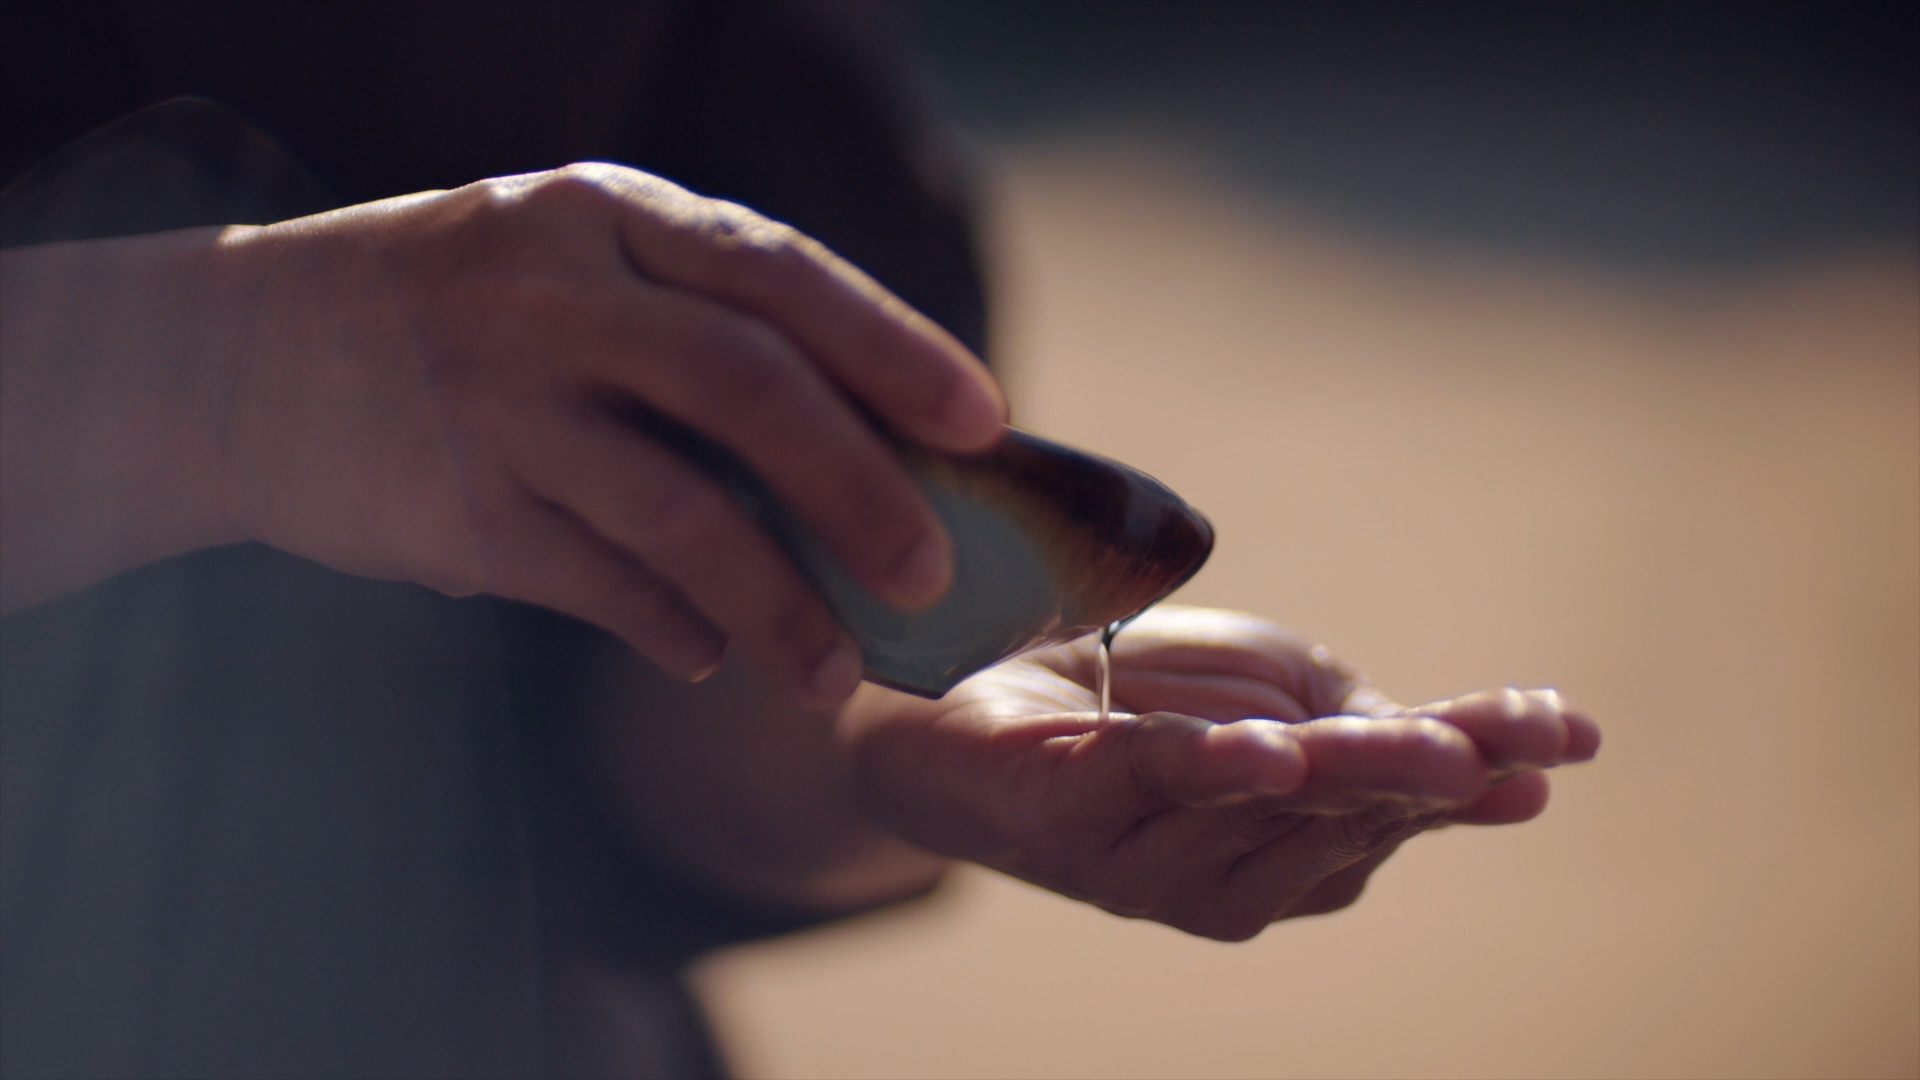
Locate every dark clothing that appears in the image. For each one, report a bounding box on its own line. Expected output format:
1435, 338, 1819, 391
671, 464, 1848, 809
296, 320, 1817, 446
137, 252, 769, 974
3, 546, 826, 1078
0, 3, 987, 1076
0, 1, 989, 353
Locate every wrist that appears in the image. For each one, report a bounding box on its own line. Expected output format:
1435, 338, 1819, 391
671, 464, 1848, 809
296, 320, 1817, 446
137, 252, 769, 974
0, 228, 249, 612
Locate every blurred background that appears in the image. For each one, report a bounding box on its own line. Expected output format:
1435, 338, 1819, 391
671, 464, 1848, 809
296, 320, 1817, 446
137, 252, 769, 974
694, 3, 1920, 1078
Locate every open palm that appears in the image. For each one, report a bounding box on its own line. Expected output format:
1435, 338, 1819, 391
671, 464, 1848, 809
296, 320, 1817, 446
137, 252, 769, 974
842, 606, 1599, 940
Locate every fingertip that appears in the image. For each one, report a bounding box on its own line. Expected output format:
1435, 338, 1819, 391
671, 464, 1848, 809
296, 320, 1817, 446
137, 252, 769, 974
641, 625, 727, 683
686, 653, 724, 684
1421, 687, 1567, 771
1562, 709, 1602, 762
938, 376, 1008, 451
911, 311, 1006, 434
902, 317, 1005, 452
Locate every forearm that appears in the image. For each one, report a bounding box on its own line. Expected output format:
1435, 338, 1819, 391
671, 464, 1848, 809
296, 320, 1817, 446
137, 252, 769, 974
575, 648, 950, 916
0, 230, 244, 613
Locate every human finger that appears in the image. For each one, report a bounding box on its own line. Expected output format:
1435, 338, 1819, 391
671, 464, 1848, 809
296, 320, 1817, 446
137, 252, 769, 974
1107, 713, 1307, 809
593, 166, 1006, 452
1445, 769, 1553, 825
1123, 719, 1478, 920
1109, 668, 1311, 724
1410, 687, 1574, 770
1113, 608, 1368, 719
584, 285, 954, 611
1563, 707, 1602, 762
1271, 715, 1489, 812
515, 410, 863, 706
482, 494, 727, 680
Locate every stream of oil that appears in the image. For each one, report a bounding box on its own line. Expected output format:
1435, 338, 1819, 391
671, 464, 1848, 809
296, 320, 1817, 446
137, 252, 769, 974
1096, 620, 1123, 724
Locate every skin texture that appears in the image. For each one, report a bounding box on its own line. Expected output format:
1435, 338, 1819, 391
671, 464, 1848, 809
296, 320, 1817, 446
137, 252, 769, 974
836, 606, 1599, 939
0, 163, 1005, 706
585, 606, 1597, 936
2, 162, 1598, 935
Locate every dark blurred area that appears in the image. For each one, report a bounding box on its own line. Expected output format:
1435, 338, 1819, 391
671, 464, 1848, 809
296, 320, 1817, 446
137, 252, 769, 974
904, 0, 1920, 272
702, 12, 1920, 1074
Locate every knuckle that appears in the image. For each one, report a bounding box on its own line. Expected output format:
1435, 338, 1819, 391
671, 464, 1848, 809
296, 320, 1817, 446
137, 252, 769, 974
1499, 684, 1532, 718
519, 166, 618, 215
441, 167, 623, 265
693, 201, 814, 290
1519, 688, 1567, 729
699, 199, 800, 253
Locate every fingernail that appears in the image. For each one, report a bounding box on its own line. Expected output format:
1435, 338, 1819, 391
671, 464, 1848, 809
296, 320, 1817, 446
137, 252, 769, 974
891, 531, 951, 607
809, 637, 864, 703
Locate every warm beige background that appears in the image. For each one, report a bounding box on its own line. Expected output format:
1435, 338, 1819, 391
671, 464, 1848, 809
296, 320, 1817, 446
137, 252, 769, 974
695, 146, 1920, 1080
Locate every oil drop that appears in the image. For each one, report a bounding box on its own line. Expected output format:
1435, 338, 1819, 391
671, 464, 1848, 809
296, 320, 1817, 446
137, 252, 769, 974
1096, 620, 1123, 724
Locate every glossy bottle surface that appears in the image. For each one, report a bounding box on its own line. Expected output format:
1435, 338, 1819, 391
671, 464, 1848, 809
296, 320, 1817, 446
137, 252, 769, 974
768, 429, 1214, 696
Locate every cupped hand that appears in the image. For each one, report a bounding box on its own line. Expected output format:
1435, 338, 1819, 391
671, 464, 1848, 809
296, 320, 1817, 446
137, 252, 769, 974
840, 606, 1599, 940
211, 164, 1004, 705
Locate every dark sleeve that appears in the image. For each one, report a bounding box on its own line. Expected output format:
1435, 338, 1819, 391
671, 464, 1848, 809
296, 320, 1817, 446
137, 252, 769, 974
0, 1, 145, 186
500, 602, 848, 969
2, 0, 992, 360
0, 548, 549, 1080
1, 7, 987, 1074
